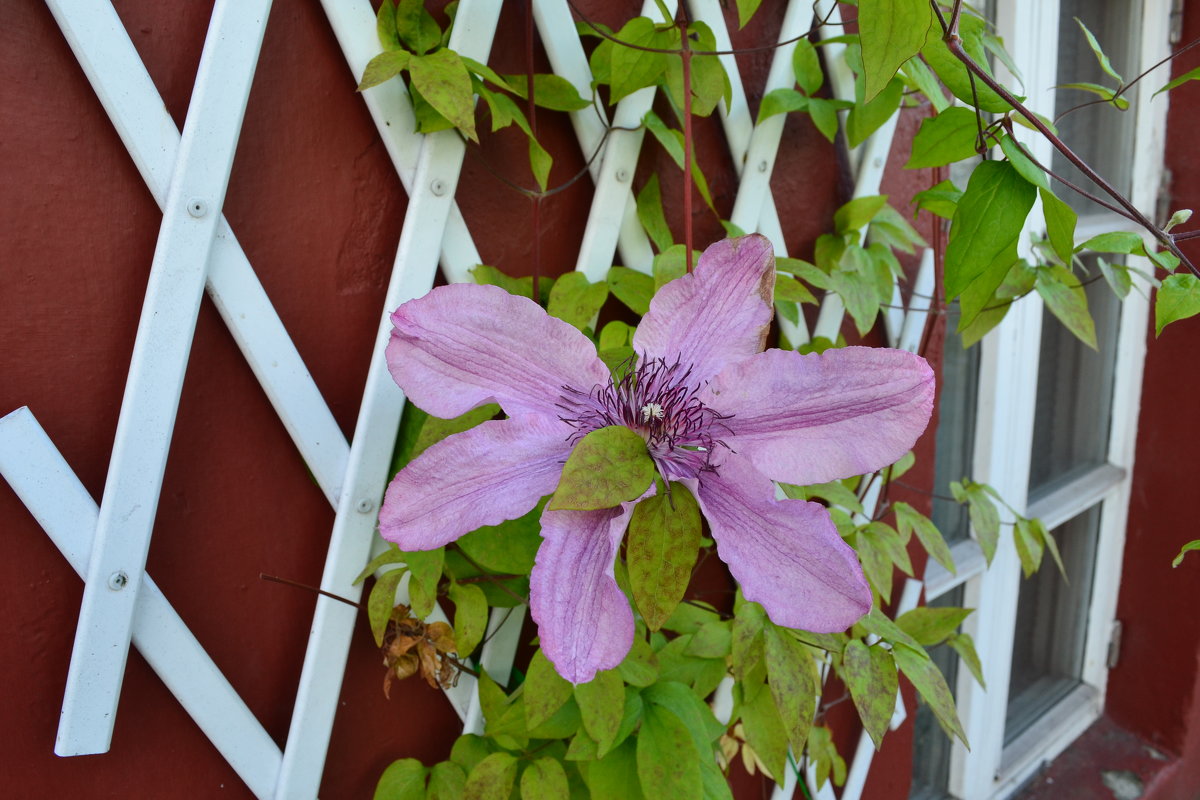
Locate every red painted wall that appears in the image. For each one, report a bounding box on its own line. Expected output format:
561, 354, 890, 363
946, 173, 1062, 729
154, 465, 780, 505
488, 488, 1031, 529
0, 1, 939, 797
1108, 1, 1200, 776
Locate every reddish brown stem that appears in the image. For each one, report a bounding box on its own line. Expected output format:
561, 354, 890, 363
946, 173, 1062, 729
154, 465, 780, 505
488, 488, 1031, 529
680, 18, 695, 272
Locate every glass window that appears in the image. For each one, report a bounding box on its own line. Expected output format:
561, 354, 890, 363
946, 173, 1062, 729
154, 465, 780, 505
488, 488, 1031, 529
909, 587, 965, 800
1027, 258, 1122, 499
1004, 505, 1101, 744
932, 316, 981, 546
1052, 0, 1141, 210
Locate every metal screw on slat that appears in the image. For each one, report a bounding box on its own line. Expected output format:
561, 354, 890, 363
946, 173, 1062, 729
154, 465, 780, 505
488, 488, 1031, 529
187, 198, 208, 218
107, 571, 128, 591
356, 498, 375, 514
430, 179, 447, 196
616, 168, 629, 182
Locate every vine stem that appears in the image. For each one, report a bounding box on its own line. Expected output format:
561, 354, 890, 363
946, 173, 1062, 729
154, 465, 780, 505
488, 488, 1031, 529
933, 0, 1200, 278
680, 13, 695, 272
525, 0, 542, 301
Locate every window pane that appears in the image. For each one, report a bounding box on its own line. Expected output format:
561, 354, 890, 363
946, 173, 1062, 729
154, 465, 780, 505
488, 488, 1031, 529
1004, 505, 1101, 744
909, 587, 965, 799
1027, 258, 1121, 498
1052, 0, 1140, 210
932, 315, 981, 545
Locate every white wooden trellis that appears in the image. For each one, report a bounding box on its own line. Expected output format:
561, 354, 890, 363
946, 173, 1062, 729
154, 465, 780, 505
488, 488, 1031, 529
1, 0, 941, 798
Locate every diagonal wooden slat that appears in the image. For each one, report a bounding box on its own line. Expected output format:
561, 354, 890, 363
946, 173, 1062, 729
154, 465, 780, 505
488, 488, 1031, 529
273, 4, 504, 795
0, 408, 283, 799
44, 0, 349, 508
57, 0, 274, 757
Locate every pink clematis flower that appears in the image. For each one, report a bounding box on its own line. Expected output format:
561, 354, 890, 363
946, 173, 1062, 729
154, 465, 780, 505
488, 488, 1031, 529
379, 234, 934, 683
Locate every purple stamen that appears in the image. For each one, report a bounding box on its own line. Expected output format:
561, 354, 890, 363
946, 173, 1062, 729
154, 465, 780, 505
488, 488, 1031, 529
557, 356, 732, 481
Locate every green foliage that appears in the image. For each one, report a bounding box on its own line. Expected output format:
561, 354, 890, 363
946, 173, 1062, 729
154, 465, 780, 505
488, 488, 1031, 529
858, 0, 933, 102
374, 758, 426, 800
549, 426, 656, 511
1173, 540, 1200, 567
905, 107, 984, 168
1156, 274, 1200, 335
628, 486, 702, 630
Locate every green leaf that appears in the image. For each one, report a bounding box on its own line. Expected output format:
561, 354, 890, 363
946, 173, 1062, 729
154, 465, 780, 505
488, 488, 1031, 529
637, 175, 675, 253
376, 1, 402, 50
520, 757, 569, 800
1097, 257, 1133, 300
835, 196, 889, 235
945, 160, 1036, 315
807, 725, 847, 789
1156, 274, 1200, 335
775, 273, 818, 305
450, 734, 493, 774
448, 582, 488, 657
457, 500, 543, 575
895, 606, 973, 646
355, 544, 407, 585
739, 682, 789, 779
547, 272, 609, 331
857, 607, 920, 650
1013, 516, 1045, 578
374, 758, 426, 800
525, 649, 575, 731
427, 762, 468, 800
1058, 82, 1129, 109
359, 50, 412, 91
999, 134, 1050, 191
1079, 231, 1144, 254
793, 38, 824, 95
893, 643, 968, 746
731, 601, 767, 684
905, 107, 983, 168
1036, 265, 1097, 349
1074, 18, 1123, 83
641, 679, 726, 748
806, 97, 845, 142
628, 485, 702, 630
401, 548, 444, 617
527, 135, 553, 192
901, 55, 950, 112
409, 49, 478, 141
1041, 188, 1078, 264
758, 87, 809, 122
548, 426, 655, 511
946, 632, 985, 688
525, 693, 582, 740
470, 264, 554, 303
465, 752, 518, 800
847, 77, 903, 148
764, 625, 817, 754
394, 0, 441, 54
369, 569, 407, 647
1035, 517, 1067, 580
637, 704, 704, 800
642, 112, 716, 211
841, 639, 898, 749
617, 634, 661, 687
586, 739, 645, 800
607, 266, 656, 315
892, 501, 955, 574
736, 0, 764, 29
858, 0, 933, 102
1173, 539, 1200, 567
1154, 65, 1200, 97
574, 669, 625, 756
501, 73, 591, 111
952, 480, 1000, 565
913, 178, 963, 220
781, 480, 864, 515
685, 620, 733, 659
830, 249, 882, 336
920, 13, 1012, 113
611, 17, 669, 102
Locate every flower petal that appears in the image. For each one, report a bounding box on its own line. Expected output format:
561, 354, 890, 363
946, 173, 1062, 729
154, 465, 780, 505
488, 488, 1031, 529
632, 234, 775, 384
388, 283, 610, 418
379, 414, 572, 550
707, 346, 934, 485
530, 503, 637, 683
694, 455, 871, 632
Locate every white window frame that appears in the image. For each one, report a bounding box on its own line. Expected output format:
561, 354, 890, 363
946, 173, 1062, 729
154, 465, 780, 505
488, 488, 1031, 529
919, 1, 1172, 797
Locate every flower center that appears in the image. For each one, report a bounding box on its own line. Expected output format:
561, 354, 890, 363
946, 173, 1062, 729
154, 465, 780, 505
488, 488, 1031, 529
557, 357, 731, 481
